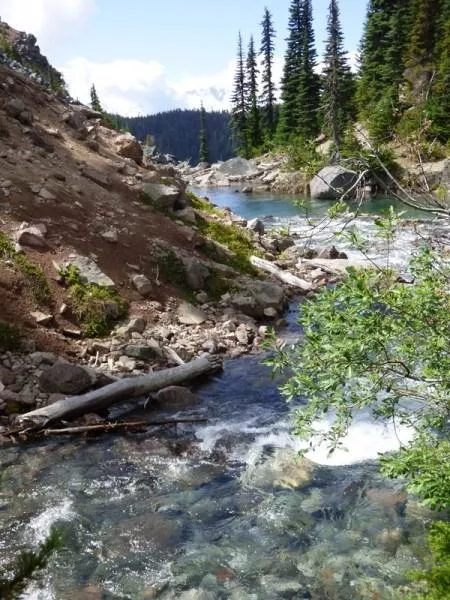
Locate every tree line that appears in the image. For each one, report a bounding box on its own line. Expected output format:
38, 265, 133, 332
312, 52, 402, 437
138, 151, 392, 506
231, 0, 450, 158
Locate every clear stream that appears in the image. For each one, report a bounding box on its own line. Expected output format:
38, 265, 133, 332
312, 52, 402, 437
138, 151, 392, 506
0, 190, 434, 599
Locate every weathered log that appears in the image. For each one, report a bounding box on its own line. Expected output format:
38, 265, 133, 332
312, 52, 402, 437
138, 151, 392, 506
250, 255, 312, 291
18, 356, 222, 427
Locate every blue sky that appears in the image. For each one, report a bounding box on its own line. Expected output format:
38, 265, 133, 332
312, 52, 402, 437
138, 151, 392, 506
0, 0, 368, 115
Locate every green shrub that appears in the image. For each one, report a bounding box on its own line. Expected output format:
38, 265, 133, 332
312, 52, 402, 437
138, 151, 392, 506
186, 191, 225, 217
0, 232, 50, 304
59, 266, 127, 337
285, 138, 327, 179
0, 321, 21, 350
195, 215, 258, 274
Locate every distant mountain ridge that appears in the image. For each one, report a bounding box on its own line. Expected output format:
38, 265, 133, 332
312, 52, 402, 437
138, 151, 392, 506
120, 109, 233, 165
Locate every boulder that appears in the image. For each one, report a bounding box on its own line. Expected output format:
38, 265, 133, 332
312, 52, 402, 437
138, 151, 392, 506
60, 255, 115, 288
38, 363, 92, 395
310, 165, 358, 200
143, 182, 184, 210
132, 274, 152, 297
154, 386, 200, 409
16, 226, 48, 249
217, 157, 260, 178
6, 98, 33, 125
114, 132, 143, 165
115, 317, 146, 337
230, 280, 285, 318
124, 341, 162, 360
30, 311, 53, 326
180, 256, 210, 290
177, 302, 208, 325
247, 218, 265, 235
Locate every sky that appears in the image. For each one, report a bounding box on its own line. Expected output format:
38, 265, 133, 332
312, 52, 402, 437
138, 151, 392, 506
0, 0, 368, 116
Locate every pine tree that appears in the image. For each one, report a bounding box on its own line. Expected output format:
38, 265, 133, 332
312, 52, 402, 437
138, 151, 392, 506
246, 35, 263, 152
407, 0, 441, 68
231, 32, 249, 157
199, 102, 210, 164
260, 7, 277, 139
90, 84, 103, 113
321, 0, 353, 149
429, 10, 450, 141
296, 0, 320, 140
280, 0, 303, 139
357, 0, 409, 129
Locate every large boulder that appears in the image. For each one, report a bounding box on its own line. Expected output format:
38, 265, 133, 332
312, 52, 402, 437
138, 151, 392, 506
310, 165, 358, 200
143, 182, 184, 210
39, 363, 92, 395
230, 280, 286, 318
179, 256, 210, 290
114, 132, 143, 165
217, 157, 260, 179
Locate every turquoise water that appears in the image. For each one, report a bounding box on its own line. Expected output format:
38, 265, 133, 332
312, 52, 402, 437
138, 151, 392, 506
192, 187, 426, 221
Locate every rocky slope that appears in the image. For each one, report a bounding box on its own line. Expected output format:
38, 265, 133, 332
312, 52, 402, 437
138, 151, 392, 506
0, 23, 338, 424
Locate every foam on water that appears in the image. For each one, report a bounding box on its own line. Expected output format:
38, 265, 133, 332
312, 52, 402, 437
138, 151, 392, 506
27, 498, 75, 544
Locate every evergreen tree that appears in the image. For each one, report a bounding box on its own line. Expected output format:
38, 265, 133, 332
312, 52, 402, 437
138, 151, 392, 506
231, 32, 249, 157
321, 0, 353, 149
90, 84, 103, 113
357, 0, 408, 119
407, 0, 441, 67
296, 0, 320, 140
280, 0, 303, 139
260, 7, 277, 139
429, 12, 450, 141
246, 35, 263, 152
199, 102, 210, 164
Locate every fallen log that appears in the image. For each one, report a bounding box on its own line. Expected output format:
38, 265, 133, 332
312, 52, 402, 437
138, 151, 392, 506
18, 356, 222, 428
250, 255, 312, 291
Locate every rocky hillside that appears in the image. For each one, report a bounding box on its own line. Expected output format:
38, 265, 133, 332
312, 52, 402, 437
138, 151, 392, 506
0, 24, 339, 422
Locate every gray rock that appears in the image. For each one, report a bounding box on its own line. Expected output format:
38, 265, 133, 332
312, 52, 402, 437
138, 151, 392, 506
247, 218, 265, 235
16, 226, 48, 249
30, 311, 53, 326
62, 255, 115, 287
117, 355, 136, 371
62, 110, 85, 130
0, 366, 15, 386
114, 132, 143, 164
310, 165, 358, 200
38, 188, 57, 201
154, 386, 200, 409
177, 302, 208, 325
176, 206, 197, 224
38, 363, 92, 394
230, 280, 285, 318
143, 182, 183, 211
180, 256, 210, 290
29, 352, 57, 366
81, 168, 111, 189
132, 274, 152, 297
115, 317, 146, 337
217, 157, 260, 178
101, 229, 118, 243
124, 341, 162, 360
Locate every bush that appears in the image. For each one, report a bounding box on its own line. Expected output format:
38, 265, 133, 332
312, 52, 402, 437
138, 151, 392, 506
0, 321, 21, 350
0, 232, 50, 304
60, 266, 127, 337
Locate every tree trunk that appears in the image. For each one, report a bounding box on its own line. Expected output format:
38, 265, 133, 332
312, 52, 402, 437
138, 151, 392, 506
250, 256, 312, 291
18, 356, 221, 427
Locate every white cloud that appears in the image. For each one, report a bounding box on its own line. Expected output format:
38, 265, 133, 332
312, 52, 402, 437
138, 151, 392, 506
60, 54, 286, 117
0, 0, 96, 44
61, 56, 238, 116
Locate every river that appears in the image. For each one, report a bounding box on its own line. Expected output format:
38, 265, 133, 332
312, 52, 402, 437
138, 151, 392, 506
0, 189, 431, 599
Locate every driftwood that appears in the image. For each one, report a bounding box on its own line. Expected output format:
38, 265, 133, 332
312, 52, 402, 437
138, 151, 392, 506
250, 255, 312, 291
18, 356, 222, 428
40, 418, 208, 436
